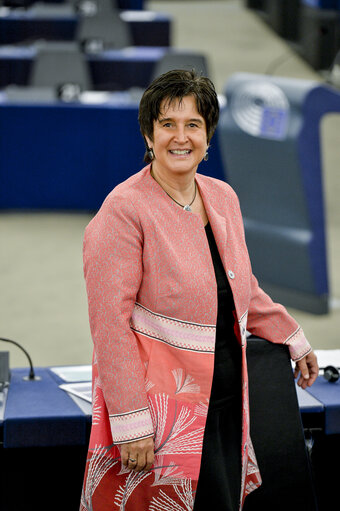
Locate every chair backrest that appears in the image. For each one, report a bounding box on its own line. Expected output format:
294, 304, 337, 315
218, 72, 340, 314
76, 10, 133, 50
245, 337, 318, 510
29, 42, 92, 91
151, 50, 209, 81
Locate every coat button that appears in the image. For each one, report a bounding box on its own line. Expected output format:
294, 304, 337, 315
228, 270, 235, 279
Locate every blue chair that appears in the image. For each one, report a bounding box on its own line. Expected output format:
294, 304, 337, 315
218, 72, 340, 314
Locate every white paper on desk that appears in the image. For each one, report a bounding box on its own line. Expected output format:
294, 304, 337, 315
314, 350, 340, 369
120, 11, 157, 22
51, 365, 92, 382
68, 392, 92, 415
59, 382, 92, 403
80, 91, 112, 104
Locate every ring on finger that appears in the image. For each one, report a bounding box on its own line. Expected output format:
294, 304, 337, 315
128, 457, 137, 463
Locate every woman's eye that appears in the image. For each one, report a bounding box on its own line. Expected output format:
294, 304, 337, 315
188, 123, 198, 128
163, 122, 172, 128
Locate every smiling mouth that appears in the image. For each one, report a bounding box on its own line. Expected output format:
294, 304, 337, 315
169, 150, 192, 155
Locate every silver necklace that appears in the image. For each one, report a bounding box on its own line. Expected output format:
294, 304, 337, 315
164, 181, 197, 211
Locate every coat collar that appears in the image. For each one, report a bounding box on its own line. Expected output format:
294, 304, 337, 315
143, 165, 229, 271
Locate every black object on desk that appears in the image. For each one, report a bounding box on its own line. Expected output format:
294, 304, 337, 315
323, 365, 340, 382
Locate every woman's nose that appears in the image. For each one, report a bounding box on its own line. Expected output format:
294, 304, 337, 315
174, 126, 188, 143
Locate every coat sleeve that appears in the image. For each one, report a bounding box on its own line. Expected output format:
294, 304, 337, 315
83, 192, 154, 444
229, 187, 312, 362
247, 274, 312, 362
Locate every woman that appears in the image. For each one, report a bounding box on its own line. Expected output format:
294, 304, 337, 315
80, 70, 318, 511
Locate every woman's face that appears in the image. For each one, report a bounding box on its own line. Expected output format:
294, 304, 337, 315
145, 95, 208, 179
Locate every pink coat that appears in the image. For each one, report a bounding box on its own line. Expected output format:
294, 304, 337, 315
80, 165, 311, 511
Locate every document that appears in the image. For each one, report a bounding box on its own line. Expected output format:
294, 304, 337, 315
50, 365, 92, 382
59, 381, 92, 403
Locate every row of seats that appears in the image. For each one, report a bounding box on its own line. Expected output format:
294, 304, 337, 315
2, 0, 135, 50
0, 0, 210, 98
19, 42, 208, 101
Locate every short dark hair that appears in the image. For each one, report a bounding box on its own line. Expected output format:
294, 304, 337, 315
138, 69, 220, 163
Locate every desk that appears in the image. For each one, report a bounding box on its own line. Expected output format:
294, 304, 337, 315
302, 375, 340, 434
2, 368, 90, 448
1, 347, 336, 447
1, 342, 338, 510
0, 367, 90, 511
300, 376, 340, 511
0, 9, 171, 47
0, 45, 168, 90
0, 92, 225, 210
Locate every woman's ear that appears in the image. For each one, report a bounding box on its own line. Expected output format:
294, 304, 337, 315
144, 135, 153, 150
143, 135, 155, 163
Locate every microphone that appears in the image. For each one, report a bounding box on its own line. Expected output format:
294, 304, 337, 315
323, 365, 339, 383
0, 337, 41, 381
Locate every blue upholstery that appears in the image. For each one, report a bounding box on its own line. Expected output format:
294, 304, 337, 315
218, 73, 340, 313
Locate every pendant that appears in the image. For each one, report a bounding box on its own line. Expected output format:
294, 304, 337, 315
183, 205, 191, 211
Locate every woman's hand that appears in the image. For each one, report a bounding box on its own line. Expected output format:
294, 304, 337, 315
294, 350, 319, 389
121, 437, 155, 472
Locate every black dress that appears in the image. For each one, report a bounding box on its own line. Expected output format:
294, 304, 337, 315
193, 222, 243, 511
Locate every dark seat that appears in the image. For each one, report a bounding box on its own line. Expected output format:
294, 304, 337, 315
76, 9, 133, 51
151, 49, 209, 80
29, 41, 92, 91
